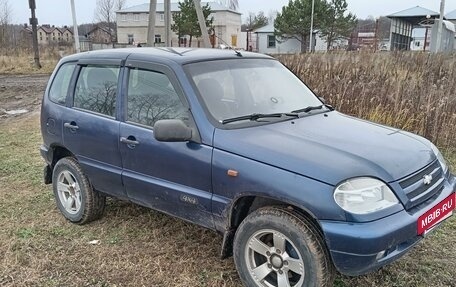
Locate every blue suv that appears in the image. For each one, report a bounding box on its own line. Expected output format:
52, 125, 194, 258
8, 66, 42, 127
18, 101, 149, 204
40, 48, 455, 287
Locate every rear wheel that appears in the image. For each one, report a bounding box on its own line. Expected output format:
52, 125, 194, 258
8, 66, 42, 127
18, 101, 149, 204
233, 207, 334, 287
52, 157, 105, 224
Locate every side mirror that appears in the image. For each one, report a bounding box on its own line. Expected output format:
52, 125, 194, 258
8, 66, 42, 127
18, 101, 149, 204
154, 119, 193, 142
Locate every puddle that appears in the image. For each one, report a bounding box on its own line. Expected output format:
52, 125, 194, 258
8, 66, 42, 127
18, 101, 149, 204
5, 109, 29, 115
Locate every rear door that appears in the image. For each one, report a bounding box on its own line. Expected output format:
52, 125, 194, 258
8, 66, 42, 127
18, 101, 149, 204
63, 60, 125, 198
119, 61, 214, 228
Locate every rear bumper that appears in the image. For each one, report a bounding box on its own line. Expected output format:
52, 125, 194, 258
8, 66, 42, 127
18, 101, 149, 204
40, 145, 52, 184
40, 144, 51, 165
321, 175, 455, 276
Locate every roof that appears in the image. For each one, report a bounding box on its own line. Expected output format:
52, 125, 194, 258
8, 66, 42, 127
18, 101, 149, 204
253, 22, 320, 35
387, 6, 439, 18
62, 48, 271, 65
87, 25, 113, 35
443, 20, 455, 32
254, 23, 274, 33
35, 25, 73, 34
39, 25, 54, 33
117, 2, 240, 15
446, 9, 456, 20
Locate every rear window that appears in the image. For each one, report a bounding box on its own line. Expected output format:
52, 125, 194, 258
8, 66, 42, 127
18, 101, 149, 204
49, 63, 76, 104
73, 66, 120, 117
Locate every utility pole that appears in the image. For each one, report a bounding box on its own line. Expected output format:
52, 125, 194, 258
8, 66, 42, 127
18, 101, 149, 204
435, 0, 445, 52
194, 0, 211, 48
28, 0, 41, 68
147, 0, 157, 46
309, 0, 315, 52
374, 18, 379, 52
70, 0, 80, 53
164, 0, 171, 46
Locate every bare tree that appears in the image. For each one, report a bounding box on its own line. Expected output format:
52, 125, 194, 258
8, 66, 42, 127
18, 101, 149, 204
94, 0, 126, 45
115, 0, 126, 11
0, 0, 12, 47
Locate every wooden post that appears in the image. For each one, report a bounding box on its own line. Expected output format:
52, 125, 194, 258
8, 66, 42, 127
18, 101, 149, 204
29, 0, 41, 68
424, 27, 429, 51
374, 18, 379, 52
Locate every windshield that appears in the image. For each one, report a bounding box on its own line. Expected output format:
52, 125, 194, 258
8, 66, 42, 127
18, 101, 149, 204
185, 59, 323, 124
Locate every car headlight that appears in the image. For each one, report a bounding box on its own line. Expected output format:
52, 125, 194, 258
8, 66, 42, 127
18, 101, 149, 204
430, 143, 448, 174
334, 177, 399, 214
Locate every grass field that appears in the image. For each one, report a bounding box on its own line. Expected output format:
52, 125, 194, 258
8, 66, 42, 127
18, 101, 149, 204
0, 115, 454, 287
0, 48, 63, 75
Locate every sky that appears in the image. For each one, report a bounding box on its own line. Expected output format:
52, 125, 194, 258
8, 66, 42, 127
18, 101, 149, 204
8, 0, 456, 26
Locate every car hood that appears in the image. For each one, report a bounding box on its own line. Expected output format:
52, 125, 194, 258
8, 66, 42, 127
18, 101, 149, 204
213, 112, 435, 185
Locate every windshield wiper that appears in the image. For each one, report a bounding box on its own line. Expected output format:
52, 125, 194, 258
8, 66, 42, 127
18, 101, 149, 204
292, 104, 335, 114
291, 105, 324, 114
221, 113, 299, 125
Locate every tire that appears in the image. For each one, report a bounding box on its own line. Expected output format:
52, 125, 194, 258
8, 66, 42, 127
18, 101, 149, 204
52, 157, 105, 224
233, 207, 335, 287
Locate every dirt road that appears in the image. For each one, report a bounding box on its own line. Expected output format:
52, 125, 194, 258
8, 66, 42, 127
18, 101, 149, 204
0, 74, 49, 121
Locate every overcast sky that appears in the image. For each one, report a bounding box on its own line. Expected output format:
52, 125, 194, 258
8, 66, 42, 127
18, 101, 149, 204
8, 0, 456, 26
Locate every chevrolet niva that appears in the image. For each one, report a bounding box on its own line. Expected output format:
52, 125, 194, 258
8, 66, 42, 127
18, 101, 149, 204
40, 48, 455, 287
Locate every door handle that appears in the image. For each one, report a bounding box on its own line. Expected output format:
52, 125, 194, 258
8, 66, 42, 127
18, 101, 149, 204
64, 122, 79, 130
120, 137, 140, 146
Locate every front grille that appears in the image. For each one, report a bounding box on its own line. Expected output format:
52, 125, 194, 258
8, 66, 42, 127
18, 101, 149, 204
399, 160, 445, 210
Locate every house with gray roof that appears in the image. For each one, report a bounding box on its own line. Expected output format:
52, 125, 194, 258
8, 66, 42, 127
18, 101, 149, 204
446, 9, 456, 22
116, 2, 241, 48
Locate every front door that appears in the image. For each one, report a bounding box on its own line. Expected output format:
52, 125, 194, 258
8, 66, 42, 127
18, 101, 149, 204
119, 62, 214, 228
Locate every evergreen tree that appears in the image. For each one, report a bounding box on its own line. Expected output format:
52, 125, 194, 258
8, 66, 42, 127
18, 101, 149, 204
171, 0, 213, 47
274, 0, 330, 52
319, 0, 356, 50
245, 11, 269, 31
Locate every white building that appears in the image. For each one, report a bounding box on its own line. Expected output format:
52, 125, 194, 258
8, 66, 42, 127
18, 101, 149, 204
255, 23, 300, 54
116, 2, 241, 48
447, 9, 456, 50
254, 23, 347, 54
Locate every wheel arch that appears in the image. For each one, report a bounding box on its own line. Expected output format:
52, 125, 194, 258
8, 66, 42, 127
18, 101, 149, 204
45, 144, 76, 184
50, 144, 75, 168
220, 194, 325, 259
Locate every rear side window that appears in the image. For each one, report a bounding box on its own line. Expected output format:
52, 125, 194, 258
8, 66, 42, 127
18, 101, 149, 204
49, 63, 75, 104
127, 68, 187, 127
74, 66, 120, 117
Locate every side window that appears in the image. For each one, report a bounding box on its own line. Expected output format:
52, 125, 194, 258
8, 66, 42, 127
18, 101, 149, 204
127, 68, 187, 127
74, 66, 120, 117
49, 63, 75, 104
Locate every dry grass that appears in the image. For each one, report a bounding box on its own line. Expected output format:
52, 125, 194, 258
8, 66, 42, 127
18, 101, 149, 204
278, 52, 456, 152
0, 47, 69, 75
0, 115, 454, 287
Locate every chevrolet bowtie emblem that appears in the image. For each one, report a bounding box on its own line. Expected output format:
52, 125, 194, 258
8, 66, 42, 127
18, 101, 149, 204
423, 174, 433, 185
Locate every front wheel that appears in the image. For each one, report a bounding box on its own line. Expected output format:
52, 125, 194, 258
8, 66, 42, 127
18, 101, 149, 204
233, 207, 334, 287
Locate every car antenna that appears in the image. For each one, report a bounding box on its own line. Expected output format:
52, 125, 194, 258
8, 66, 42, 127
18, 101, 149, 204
210, 28, 242, 57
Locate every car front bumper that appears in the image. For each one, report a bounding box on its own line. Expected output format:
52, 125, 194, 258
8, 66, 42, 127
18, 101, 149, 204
321, 174, 455, 276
